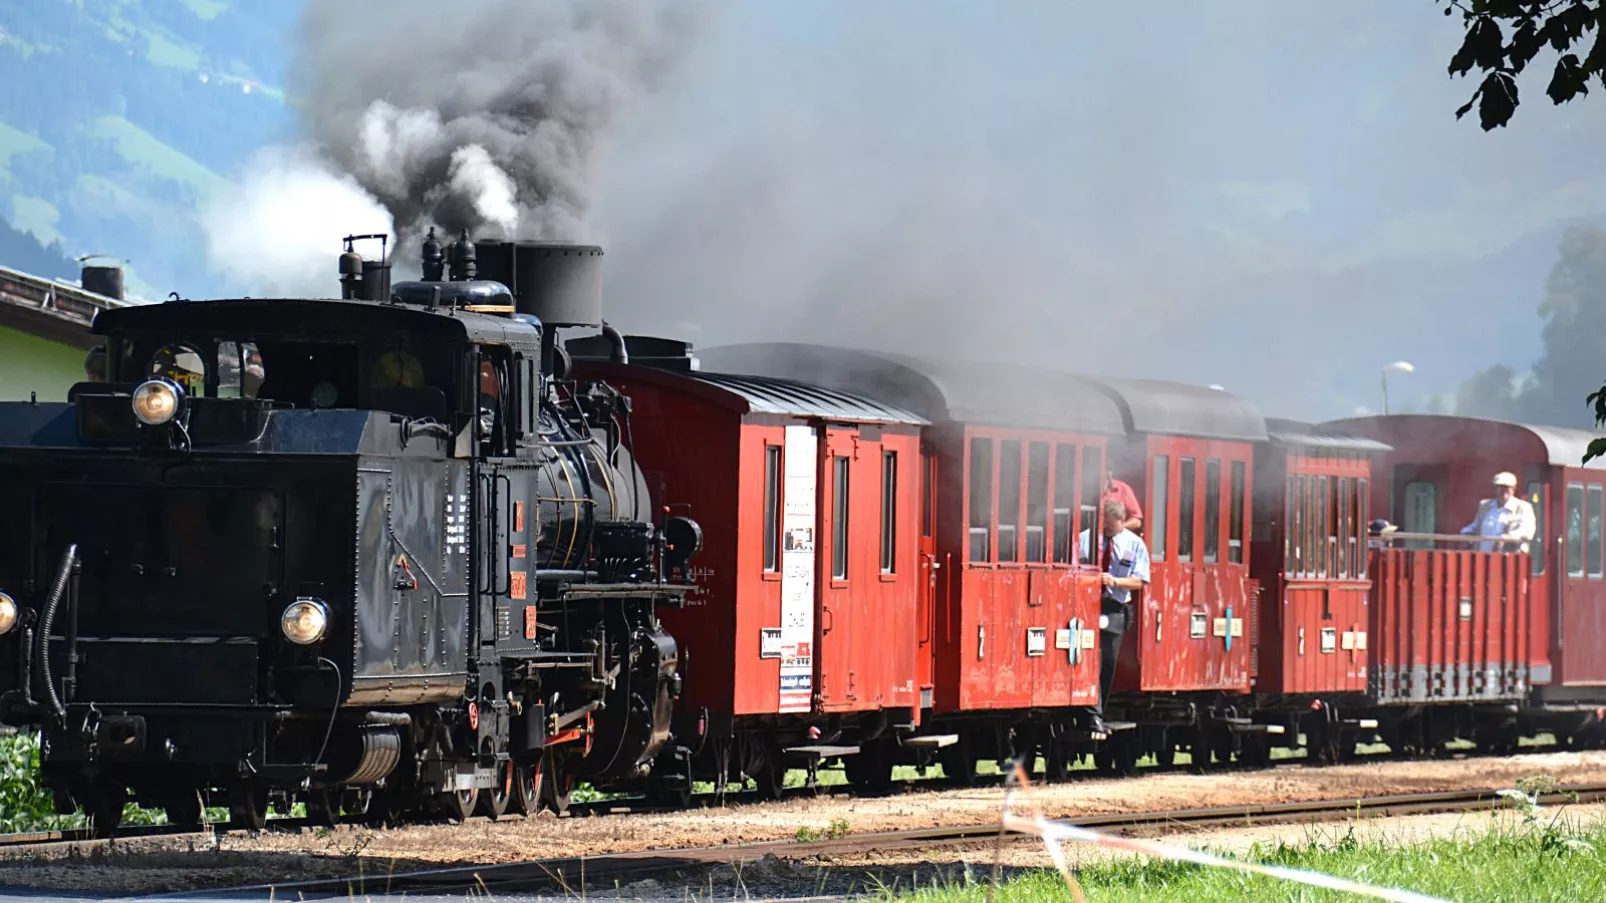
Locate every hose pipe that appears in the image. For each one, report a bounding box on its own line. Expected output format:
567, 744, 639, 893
36, 544, 77, 718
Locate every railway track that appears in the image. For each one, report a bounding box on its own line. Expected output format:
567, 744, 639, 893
150, 782, 1606, 900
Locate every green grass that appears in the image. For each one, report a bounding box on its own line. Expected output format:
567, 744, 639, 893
876, 811, 1606, 902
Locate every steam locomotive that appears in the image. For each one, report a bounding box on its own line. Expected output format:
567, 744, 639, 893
0, 231, 701, 836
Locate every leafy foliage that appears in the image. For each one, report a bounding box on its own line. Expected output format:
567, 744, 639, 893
1442, 0, 1606, 130
0, 731, 166, 832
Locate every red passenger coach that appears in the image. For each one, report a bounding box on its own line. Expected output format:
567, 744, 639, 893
569, 338, 928, 796
697, 343, 1115, 781
1320, 414, 1603, 751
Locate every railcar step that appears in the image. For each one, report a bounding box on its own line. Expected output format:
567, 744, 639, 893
901, 734, 959, 749
783, 744, 861, 759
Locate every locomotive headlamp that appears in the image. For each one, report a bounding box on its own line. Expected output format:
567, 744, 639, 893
0, 592, 15, 636
280, 597, 328, 645
131, 378, 184, 426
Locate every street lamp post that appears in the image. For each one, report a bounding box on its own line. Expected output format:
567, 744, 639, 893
1381, 361, 1415, 414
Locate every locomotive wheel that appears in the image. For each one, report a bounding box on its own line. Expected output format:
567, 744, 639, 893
306, 789, 340, 827
434, 787, 478, 824
363, 788, 407, 828
163, 791, 204, 829
511, 761, 542, 817
229, 787, 268, 833
540, 751, 573, 815
476, 762, 513, 821
86, 782, 128, 840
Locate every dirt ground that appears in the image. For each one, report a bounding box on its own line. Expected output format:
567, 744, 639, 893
3, 749, 1606, 895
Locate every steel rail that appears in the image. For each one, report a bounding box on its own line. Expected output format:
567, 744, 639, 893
153, 782, 1606, 900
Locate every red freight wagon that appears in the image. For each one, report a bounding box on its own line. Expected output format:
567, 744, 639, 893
570, 339, 928, 797
696, 343, 1116, 782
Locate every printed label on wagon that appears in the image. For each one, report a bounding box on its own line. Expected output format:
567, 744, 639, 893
760, 628, 783, 659
778, 424, 818, 713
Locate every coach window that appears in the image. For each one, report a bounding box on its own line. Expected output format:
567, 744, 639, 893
1151, 456, 1169, 562
1178, 458, 1196, 562
1566, 484, 1585, 578
832, 456, 850, 580
1026, 442, 1049, 563
1080, 446, 1103, 564
764, 444, 782, 573
998, 440, 1022, 563
880, 451, 898, 574
1589, 485, 1602, 579
1338, 477, 1353, 578
1052, 443, 1077, 564
1203, 459, 1221, 563
1357, 478, 1370, 578
1229, 460, 1245, 565
969, 438, 994, 562
1527, 480, 1547, 575
1290, 474, 1306, 576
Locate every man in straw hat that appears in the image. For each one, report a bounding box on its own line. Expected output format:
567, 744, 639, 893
1460, 471, 1536, 553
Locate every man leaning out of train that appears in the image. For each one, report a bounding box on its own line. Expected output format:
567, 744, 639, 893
1079, 499, 1151, 734
1460, 471, 1537, 553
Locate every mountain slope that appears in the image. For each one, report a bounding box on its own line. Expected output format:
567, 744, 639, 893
0, 0, 299, 298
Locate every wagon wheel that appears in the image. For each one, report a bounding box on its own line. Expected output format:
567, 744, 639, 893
476, 761, 513, 820
752, 755, 786, 801
1042, 738, 1072, 783
938, 737, 977, 787
540, 750, 574, 815
86, 782, 128, 840
229, 786, 269, 833
1155, 741, 1177, 769
844, 741, 895, 795
1238, 735, 1272, 769
163, 790, 204, 829
511, 760, 542, 816
434, 785, 478, 824
362, 787, 408, 828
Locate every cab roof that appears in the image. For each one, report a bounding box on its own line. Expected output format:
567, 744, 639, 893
91, 297, 539, 346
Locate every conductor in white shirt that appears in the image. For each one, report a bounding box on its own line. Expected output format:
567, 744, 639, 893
1079, 498, 1151, 734
1460, 471, 1537, 553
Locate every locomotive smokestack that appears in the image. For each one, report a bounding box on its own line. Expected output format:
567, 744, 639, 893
421, 227, 444, 282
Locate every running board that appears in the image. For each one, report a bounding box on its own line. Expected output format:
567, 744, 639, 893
901, 734, 959, 749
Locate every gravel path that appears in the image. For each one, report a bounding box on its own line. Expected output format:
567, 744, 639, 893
3, 749, 1605, 896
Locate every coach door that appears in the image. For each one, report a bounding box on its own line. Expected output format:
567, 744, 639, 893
916, 451, 939, 709
1558, 473, 1606, 684
816, 424, 861, 712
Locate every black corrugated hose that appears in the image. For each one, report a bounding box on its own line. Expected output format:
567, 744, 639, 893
35, 544, 78, 718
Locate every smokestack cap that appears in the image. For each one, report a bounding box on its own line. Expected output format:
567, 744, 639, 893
474, 240, 604, 328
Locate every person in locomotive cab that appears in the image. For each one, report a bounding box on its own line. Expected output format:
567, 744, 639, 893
1079, 498, 1150, 734
1101, 470, 1143, 532
1460, 471, 1536, 553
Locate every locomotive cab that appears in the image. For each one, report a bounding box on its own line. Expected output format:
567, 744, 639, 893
0, 233, 695, 835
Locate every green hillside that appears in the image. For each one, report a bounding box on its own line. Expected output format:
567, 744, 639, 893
0, 0, 299, 299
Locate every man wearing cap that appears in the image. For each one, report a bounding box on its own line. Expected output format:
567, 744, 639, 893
1079, 498, 1150, 734
1460, 472, 1536, 553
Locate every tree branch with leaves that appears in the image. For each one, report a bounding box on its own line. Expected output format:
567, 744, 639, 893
1443, 0, 1605, 129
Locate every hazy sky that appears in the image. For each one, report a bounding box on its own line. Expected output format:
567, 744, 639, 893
570, 0, 1606, 421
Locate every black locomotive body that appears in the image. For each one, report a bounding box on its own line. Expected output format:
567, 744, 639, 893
0, 234, 696, 834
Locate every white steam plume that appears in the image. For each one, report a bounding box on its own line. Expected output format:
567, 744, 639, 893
201, 145, 393, 297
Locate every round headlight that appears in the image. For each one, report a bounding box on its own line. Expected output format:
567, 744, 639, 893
280, 598, 328, 645
131, 379, 183, 426
0, 593, 16, 636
